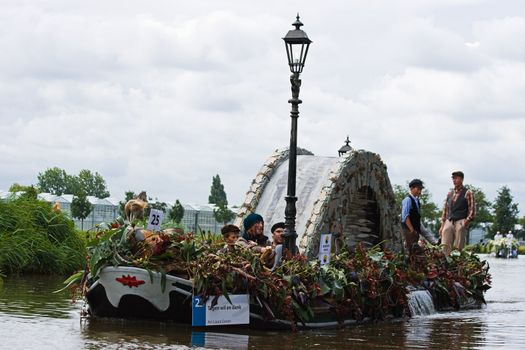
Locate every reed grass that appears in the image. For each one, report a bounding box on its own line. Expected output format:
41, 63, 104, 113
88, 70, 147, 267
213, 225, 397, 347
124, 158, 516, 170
0, 197, 86, 275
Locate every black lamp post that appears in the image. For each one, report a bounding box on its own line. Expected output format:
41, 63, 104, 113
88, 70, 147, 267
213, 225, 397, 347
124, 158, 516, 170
338, 136, 352, 157
282, 15, 312, 255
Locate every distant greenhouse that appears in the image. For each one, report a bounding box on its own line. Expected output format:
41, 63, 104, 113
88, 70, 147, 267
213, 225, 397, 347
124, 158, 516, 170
172, 203, 236, 233
1, 190, 235, 232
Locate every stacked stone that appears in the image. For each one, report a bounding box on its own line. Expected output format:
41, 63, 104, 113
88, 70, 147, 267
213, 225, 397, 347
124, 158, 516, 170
236, 147, 402, 257
301, 150, 402, 258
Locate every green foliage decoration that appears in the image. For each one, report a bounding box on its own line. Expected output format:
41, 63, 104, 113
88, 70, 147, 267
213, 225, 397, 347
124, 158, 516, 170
77, 221, 491, 329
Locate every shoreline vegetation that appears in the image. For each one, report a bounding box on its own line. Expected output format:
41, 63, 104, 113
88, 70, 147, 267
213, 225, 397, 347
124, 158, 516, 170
0, 196, 85, 276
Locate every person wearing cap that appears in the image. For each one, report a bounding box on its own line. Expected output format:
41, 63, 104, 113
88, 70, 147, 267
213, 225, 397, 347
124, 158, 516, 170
217, 224, 241, 254
270, 222, 286, 247
267, 221, 299, 270
401, 179, 431, 255
439, 171, 476, 255
237, 213, 271, 253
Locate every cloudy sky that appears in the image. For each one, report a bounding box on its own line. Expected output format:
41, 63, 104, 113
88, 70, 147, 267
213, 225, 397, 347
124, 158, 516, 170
1, 0, 524, 214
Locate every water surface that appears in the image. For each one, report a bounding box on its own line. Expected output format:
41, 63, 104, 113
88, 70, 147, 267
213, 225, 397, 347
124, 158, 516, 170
1, 255, 523, 349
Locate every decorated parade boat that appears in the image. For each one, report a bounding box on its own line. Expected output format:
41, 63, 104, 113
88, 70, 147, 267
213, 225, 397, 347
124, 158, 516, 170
65, 146, 493, 330
73, 145, 492, 329
70, 220, 491, 331
489, 237, 519, 259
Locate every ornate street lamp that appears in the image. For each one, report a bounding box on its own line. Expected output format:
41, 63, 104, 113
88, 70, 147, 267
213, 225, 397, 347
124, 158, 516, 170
338, 136, 352, 157
282, 15, 312, 255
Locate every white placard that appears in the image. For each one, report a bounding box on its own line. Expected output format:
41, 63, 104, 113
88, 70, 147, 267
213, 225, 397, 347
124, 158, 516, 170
319, 233, 332, 266
192, 294, 250, 326
147, 209, 164, 231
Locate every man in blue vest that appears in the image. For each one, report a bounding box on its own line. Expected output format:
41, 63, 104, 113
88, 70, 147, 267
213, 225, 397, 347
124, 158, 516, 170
439, 171, 476, 255
401, 179, 426, 255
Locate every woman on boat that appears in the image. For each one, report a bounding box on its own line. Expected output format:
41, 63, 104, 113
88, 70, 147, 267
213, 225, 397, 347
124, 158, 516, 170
237, 213, 272, 254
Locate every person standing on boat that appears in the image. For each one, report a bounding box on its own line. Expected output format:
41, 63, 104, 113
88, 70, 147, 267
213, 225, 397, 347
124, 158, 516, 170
439, 171, 476, 255
401, 179, 431, 255
237, 213, 271, 253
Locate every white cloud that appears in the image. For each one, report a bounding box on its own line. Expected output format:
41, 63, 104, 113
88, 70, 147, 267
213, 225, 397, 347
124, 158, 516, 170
0, 0, 524, 216
473, 16, 525, 61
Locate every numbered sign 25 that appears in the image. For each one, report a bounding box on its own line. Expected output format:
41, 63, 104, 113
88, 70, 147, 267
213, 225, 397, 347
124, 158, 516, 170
147, 209, 164, 231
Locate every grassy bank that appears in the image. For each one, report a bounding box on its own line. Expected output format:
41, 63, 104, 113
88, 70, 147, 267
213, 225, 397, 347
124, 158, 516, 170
0, 196, 86, 275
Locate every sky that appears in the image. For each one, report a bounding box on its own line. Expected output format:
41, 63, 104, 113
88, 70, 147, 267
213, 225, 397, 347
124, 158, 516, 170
1, 0, 524, 214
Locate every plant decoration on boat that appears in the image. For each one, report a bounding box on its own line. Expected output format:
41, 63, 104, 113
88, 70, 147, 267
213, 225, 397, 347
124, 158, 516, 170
63, 219, 491, 329
402, 243, 491, 310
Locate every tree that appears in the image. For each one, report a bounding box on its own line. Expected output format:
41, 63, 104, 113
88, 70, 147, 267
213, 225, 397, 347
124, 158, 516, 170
77, 169, 110, 198
71, 191, 93, 230
37, 167, 110, 197
518, 216, 525, 240
37, 167, 70, 195
491, 186, 519, 236
213, 203, 236, 225
464, 185, 493, 229
208, 174, 228, 205
19, 185, 38, 200
393, 184, 406, 215
169, 200, 185, 224
393, 183, 441, 232
9, 183, 38, 194
145, 198, 167, 218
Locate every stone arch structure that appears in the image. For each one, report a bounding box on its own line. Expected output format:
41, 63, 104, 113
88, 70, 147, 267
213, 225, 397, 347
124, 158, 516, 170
235, 148, 402, 259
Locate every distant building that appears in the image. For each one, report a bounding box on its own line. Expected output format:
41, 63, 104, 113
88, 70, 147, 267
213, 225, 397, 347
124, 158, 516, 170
0, 190, 235, 232
164, 203, 236, 233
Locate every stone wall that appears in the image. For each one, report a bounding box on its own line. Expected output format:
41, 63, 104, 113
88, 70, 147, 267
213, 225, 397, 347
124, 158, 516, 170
300, 150, 402, 258
236, 148, 402, 257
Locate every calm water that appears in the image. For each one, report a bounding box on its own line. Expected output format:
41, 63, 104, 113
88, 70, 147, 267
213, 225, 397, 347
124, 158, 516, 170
1, 255, 524, 349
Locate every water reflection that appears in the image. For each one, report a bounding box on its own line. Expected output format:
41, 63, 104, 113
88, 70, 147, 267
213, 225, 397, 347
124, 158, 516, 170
1, 255, 524, 349
80, 318, 193, 349
0, 275, 76, 319
191, 332, 249, 349
405, 315, 488, 349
